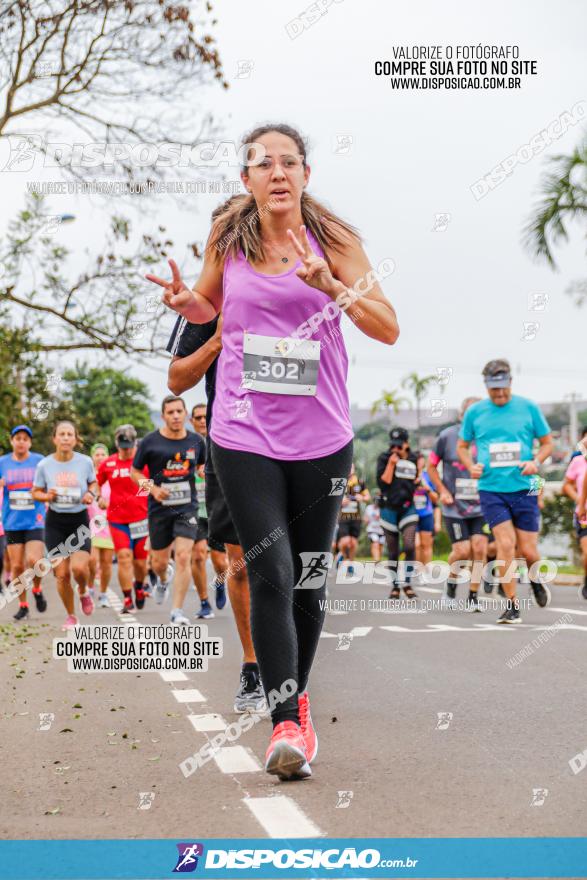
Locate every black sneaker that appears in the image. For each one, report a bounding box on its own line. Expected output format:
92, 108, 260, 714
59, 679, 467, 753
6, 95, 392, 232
33, 591, 47, 613
581, 583, 587, 601
467, 592, 482, 612
446, 581, 457, 600
14, 605, 29, 621
234, 667, 266, 713
496, 603, 522, 624
482, 579, 494, 594
530, 581, 551, 608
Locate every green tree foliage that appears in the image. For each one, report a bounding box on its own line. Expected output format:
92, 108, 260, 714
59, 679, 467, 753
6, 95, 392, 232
524, 140, 587, 304
60, 365, 154, 450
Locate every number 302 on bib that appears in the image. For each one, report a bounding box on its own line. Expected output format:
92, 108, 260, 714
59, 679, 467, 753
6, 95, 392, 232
241, 333, 320, 396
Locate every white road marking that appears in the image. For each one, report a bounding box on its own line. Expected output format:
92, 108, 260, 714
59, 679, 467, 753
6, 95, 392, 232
380, 624, 587, 634
188, 713, 227, 732
418, 586, 443, 593
159, 670, 188, 682
172, 689, 206, 703
212, 746, 262, 773
244, 795, 323, 838
349, 626, 372, 637
547, 606, 587, 616
319, 631, 338, 639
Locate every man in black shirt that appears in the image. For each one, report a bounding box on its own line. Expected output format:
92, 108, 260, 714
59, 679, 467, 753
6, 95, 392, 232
376, 427, 420, 599
166, 314, 265, 713
131, 395, 205, 625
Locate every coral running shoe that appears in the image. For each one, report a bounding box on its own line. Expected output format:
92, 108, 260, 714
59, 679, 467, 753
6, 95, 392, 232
62, 614, 78, 631
265, 721, 311, 781
298, 692, 318, 764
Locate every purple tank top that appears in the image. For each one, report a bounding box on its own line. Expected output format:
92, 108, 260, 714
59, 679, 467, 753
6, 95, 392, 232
209, 230, 354, 459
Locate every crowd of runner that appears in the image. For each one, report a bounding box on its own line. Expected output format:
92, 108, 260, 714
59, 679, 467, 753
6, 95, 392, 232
1, 123, 585, 782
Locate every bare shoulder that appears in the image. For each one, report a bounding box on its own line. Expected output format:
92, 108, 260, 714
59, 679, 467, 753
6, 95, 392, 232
324, 223, 365, 274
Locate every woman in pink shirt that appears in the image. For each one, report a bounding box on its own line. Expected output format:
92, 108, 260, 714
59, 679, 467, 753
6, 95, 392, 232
563, 433, 587, 600
148, 123, 399, 781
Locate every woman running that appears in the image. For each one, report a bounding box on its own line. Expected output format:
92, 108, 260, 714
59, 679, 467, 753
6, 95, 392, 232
88, 443, 114, 603
377, 427, 420, 599
32, 421, 98, 630
148, 123, 399, 780
414, 452, 438, 573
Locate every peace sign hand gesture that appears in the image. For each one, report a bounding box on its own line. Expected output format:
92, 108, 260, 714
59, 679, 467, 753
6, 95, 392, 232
145, 259, 194, 316
287, 225, 338, 298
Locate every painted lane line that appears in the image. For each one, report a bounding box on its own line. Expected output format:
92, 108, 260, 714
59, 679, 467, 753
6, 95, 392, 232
159, 670, 188, 683
172, 688, 206, 703
349, 626, 372, 637
370, 606, 427, 614
547, 606, 587, 616
380, 624, 587, 634
212, 746, 262, 774
319, 631, 338, 639
188, 713, 227, 732
244, 795, 323, 838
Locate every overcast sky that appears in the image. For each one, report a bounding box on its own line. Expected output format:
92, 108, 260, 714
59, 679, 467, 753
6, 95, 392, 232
2, 0, 586, 417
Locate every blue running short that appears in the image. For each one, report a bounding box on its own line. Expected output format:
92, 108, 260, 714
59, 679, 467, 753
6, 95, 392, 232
478, 490, 540, 532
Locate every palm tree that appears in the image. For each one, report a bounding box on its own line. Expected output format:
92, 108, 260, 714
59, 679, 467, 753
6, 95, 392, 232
371, 389, 409, 423
524, 140, 587, 303
401, 372, 437, 439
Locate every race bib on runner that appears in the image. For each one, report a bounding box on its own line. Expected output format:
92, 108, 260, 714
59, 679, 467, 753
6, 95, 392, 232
395, 460, 417, 480
454, 478, 480, 501
129, 518, 149, 540
9, 490, 34, 511
196, 482, 206, 505
489, 442, 522, 468
160, 480, 191, 506
54, 487, 81, 508
414, 493, 428, 510
341, 500, 359, 514
241, 333, 320, 396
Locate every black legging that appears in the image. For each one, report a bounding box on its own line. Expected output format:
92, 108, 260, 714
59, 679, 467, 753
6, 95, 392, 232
211, 438, 353, 726
384, 521, 417, 586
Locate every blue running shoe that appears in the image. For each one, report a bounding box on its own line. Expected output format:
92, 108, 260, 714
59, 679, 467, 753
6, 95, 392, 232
213, 576, 227, 610
197, 598, 215, 619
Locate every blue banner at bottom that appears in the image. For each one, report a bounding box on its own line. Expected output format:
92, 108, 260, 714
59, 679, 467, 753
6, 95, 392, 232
0, 838, 584, 879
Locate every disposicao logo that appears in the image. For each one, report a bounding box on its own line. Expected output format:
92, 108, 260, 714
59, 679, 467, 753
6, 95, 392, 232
173, 842, 204, 872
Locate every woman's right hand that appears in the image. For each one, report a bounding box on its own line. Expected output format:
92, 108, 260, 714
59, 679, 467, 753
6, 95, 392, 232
146, 259, 194, 316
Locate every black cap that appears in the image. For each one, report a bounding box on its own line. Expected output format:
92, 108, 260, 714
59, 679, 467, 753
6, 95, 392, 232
114, 423, 137, 449
389, 427, 409, 445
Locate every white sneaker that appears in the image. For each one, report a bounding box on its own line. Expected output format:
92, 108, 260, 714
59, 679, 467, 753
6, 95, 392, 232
170, 608, 190, 626
155, 577, 169, 606
98, 593, 110, 608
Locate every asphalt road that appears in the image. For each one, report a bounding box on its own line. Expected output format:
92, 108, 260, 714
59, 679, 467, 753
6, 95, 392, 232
1, 564, 586, 866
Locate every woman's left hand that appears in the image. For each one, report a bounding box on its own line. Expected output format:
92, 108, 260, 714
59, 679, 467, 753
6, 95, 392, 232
288, 225, 337, 297
82, 491, 94, 505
